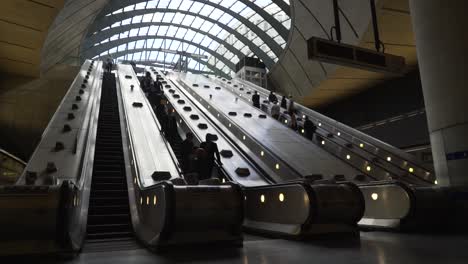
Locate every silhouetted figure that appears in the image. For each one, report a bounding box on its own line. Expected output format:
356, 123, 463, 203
202, 134, 222, 179
252, 91, 260, 108
166, 109, 177, 140
290, 112, 298, 131
303, 116, 317, 140
288, 95, 295, 115
181, 132, 195, 173
268, 91, 278, 103
105, 58, 113, 73
280, 95, 287, 109
156, 99, 168, 133
140, 72, 153, 96
154, 79, 163, 93
194, 147, 208, 181
271, 101, 280, 119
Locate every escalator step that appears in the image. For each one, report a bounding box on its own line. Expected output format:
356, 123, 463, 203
87, 214, 130, 225
86, 231, 133, 241
88, 205, 130, 215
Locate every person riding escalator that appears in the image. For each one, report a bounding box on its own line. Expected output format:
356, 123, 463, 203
200, 133, 222, 180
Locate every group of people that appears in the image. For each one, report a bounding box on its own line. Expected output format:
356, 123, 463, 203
139, 71, 222, 184
181, 133, 222, 184
252, 90, 317, 140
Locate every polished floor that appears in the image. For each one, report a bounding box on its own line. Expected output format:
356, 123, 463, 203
5, 232, 468, 264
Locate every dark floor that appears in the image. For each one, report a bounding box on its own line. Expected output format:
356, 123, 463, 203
6, 232, 468, 264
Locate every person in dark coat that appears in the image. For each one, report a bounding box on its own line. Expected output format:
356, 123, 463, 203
268, 91, 278, 103
280, 95, 287, 109
181, 132, 195, 173
194, 147, 208, 181
303, 116, 317, 140
201, 133, 222, 179
288, 95, 295, 115
140, 72, 153, 96
166, 109, 178, 141
156, 99, 168, 133
252, 91, 260, 108
154, 78, 163, 94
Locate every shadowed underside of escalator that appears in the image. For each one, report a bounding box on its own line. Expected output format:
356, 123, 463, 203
85, 72, 136, 250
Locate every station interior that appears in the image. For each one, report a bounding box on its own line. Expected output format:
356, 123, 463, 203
1, 0, 468, 263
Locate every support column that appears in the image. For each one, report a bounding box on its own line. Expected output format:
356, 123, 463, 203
410, 0, 468, 186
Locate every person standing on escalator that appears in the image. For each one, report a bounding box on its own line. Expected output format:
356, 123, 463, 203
252, 91, 260, 108
154, 78, 164, 94
140, 72, 153, 97
280, 95, 287, 109
181, 132, 195, 173
201, 133, 222, 180
271, 101, 280, 119
303, 116, 317, 140
268, 91, 278, 103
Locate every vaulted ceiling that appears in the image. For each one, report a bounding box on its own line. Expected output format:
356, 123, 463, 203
0, 0, 64, 77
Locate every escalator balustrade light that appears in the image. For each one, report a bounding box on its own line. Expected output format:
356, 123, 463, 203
243, 135, 246, 140
73, 195, 77, 207
260, 151, 264, 156
360, 143, 364, 148
371, 193, 379, 201
222, 178, 226, 183
134, 178, 137, 184
146, 196, 150, 205
426, 172, 431, 176
346, 155, 351, 160
302, 115, 306, 119
275, 164, 280, 170
279, 193, 285, 202
153, 195, 157, 205
284, 120, 288, 124
321, 140, 325, 145
140, 197, 143, 205
366, 166, 372, 172
260, 195, 265, 203
217, 114, 220, 117
434, 180, 438, 185
387, 156, 392, 162
229, 123, 232, 127
409, 167, 414, 173
244, 196, 247, 201
179, 119, 182, 124
318, 123, 322, 126
337, 132, 341, 136
301, 129, 305, 134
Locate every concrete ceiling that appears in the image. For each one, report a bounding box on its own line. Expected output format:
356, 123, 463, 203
0, 0, 64, 77
300, 0, 417, 107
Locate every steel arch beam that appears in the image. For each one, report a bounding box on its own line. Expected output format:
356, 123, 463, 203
271, 0, 291, 16
232, 0, 289, 39
84, 22, 244, 60
113, 49, 230, 78
85, 8, 275, 68
97, 0, 284, 56
85, 36, 236, 70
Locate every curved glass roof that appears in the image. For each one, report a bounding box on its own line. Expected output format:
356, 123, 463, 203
81, 0, 291, 77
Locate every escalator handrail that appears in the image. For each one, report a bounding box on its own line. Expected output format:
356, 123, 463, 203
231, 77, 433, 173
161, 71, 275, 184
224, 77, 434, 183
116, 66, 181, 191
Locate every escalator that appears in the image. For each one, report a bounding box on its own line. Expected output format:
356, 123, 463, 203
86, 72, 134, 243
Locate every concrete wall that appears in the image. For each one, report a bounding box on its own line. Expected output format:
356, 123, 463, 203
0, 65, 78, 160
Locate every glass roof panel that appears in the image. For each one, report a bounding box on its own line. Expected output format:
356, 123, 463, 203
87, 0, 291, 76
